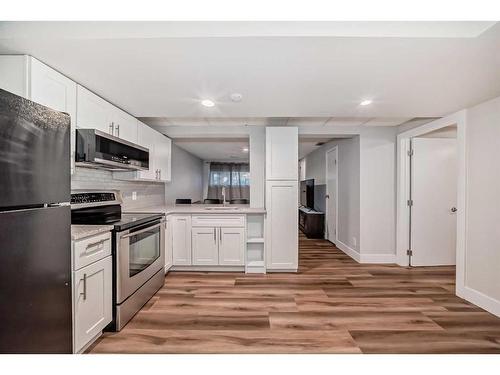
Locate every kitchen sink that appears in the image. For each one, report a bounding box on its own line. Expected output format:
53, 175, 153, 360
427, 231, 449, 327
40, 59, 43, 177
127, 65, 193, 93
204, 207, 240, 211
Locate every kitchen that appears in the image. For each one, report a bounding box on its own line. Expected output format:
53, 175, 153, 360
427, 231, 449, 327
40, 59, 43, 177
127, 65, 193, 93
0, 55, 281, 354
2, 16, 500, 367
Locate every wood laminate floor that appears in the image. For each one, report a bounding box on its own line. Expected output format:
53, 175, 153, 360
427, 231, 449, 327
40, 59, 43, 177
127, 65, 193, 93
88, 233, 500, 354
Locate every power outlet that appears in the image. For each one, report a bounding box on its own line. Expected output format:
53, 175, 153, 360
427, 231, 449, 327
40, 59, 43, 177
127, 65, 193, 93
132, 191, 137, 201
352, 236, 357, 248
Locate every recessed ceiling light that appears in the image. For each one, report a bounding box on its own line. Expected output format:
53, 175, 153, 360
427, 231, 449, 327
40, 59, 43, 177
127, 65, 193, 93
201, 99, 215, 108
360, 99, 372, 106
242, 147, 249, 152
230, 93, 243, 102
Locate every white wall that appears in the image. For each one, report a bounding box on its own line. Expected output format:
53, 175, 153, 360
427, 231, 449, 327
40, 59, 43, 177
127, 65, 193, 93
359, 126, 398, 261
464, 95, 500, 305
302, 137, 360, 252
165, 143, 204, 205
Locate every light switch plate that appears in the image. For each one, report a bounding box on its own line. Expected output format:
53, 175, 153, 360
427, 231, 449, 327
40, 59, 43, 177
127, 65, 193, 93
132, 191, 137, 201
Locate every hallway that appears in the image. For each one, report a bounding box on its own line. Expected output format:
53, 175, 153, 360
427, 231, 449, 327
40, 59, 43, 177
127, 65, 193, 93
89, 233, 500, 353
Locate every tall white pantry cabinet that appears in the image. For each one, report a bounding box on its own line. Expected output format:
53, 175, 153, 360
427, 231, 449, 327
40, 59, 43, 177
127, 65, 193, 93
265, 127, 299, 271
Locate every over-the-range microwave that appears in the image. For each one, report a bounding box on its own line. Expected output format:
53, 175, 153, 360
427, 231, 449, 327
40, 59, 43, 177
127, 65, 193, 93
75, 128, 149, 171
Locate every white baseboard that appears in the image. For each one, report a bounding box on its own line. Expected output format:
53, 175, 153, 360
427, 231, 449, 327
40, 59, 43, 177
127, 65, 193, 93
360, 253, 397, 264
335, 240, 396, 264
336, 240, 361, 262
457, 285, 500, 318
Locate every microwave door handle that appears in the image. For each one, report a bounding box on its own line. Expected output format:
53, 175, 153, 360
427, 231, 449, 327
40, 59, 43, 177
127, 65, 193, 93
120, 222, 163, 239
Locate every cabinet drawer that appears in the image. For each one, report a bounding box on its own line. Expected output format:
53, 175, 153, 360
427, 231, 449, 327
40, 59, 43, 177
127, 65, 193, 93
191, 214, 245, 228
73, 232, 112, 270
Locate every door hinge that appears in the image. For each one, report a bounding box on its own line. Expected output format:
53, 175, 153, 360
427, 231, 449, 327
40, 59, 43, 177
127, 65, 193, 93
407, 149, 414, 157
407, 249, 413, 256
407, 199, 413, 207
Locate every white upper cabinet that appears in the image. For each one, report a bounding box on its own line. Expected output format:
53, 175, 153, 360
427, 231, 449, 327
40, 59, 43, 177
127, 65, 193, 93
136, 123, 157, 180
30, 58, 77, 120
76, 85, 138, 144
114, 121, 171, 182
266, 127, 298, 180
0, 56, 78, 174
29, 58, 77, 174
76, 85, 113, 135
0, 55, 29, 97
111, 106, 138, 144
155, 135, 172, 182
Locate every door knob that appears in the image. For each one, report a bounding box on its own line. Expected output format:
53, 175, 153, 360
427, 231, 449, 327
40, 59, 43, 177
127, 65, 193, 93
451, 207, 457, 213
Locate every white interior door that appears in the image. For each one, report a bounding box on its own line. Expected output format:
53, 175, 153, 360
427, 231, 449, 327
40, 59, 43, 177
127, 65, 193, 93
326, 148, 338, 243
411, 137, 457, 266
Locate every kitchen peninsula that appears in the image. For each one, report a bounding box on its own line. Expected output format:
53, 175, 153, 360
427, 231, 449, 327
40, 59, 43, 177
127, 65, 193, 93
131, 204, 266, 274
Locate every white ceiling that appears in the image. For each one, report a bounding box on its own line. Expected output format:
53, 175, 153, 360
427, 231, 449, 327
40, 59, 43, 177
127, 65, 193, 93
142, 116, 417, 128
174, 135, 353, 160
1, 21, 499, 120
174, 138, 249, 161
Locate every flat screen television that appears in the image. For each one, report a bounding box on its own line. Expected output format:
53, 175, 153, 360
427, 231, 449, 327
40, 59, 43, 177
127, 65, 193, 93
300, 179, 315, 210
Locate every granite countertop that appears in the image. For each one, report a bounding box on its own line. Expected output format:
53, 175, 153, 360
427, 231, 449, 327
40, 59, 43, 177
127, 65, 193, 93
126, 204, 266, 215
71, 224, 115, 241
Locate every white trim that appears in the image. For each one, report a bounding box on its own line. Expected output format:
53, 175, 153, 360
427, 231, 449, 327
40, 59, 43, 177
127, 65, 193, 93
396, 110, 467, 297
457, 285, 500, 317
360, 253, 397, 264
171, 265, 245, 272
336, 239, 361, 262
325, 146, 339, 243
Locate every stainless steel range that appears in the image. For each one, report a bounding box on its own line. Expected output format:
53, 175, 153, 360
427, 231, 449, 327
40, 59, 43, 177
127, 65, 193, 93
71, 190, 165, 331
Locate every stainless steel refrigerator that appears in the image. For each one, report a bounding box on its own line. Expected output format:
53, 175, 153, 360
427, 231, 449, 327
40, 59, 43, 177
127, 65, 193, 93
0, 88, 72, 353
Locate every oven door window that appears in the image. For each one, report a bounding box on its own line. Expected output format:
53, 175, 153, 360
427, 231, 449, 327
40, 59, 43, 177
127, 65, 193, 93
128, 225, 160, 277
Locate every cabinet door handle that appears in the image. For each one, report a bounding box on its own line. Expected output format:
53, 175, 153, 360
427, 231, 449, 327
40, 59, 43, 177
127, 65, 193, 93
159, 170, 161, 180
86, 239, 105, 249
219, 228, 222, 245
80, 273, 87, 301
115, 124, 120, 137
109, 122, 114, 135
213, 228, 216, 243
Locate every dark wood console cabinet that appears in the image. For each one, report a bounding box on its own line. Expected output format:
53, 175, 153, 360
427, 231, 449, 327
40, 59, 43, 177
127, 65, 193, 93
298, 207, 325, 239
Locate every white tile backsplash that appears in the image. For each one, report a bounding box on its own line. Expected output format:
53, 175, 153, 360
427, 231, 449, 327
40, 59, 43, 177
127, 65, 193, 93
71, 168, 165, 210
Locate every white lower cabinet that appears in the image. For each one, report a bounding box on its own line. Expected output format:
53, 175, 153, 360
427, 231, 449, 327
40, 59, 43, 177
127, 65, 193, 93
192, 227, 219, 265
73, 255, 112, 353
219, 227, 245, 265
172, 214, 246, 267
165, 216, 173, 271
172, 215, 192, 265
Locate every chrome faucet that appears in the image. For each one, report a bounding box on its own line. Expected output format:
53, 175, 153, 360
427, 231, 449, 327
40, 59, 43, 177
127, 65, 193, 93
222, 186, 227, 206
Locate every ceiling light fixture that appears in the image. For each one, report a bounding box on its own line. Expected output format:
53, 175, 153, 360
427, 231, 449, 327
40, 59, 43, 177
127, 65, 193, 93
230, 93, 243, 102
360, 99, 372, 106
201, 99, 215, 108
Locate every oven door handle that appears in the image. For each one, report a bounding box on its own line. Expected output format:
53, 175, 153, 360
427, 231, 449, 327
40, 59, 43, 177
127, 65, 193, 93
120, 222, 163, 239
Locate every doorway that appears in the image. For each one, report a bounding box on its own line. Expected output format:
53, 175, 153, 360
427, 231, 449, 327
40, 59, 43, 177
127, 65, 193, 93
325, 147, 338, 244
409, 133, 458, 266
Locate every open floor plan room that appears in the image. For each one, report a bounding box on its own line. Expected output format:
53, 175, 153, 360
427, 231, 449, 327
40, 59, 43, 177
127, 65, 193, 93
1, 13, 500, 365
